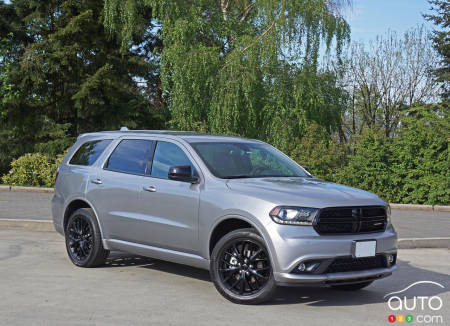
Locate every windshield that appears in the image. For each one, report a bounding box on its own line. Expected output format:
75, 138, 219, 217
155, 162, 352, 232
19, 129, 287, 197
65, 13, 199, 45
190, 142, 309, 179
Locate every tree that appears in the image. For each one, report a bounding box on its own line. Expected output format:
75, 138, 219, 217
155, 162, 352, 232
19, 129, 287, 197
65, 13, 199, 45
0, 2, 23, 174
289, 123, 346, 181
334, 128, 395, 201
104, 0, 351, 149
336, 105, 449, 205
424, 0, 450, 100
0, 0, 164, 173
389, 105, 449, 205
341, 26, 440, 138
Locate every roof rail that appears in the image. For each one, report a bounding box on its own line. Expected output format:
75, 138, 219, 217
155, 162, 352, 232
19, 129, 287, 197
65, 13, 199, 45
77, 133, 87, 140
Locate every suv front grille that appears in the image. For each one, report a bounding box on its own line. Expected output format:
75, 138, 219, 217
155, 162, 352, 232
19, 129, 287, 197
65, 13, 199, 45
314, 206, 387, 235
324, 255, 387, 273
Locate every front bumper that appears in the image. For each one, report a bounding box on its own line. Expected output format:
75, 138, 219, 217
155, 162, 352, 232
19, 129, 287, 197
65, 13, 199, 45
275, 265, 397, 286
263, 222, 398, 285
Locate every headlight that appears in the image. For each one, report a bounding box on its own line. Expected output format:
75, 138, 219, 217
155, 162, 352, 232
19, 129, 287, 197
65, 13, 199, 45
269, 206, 319, 225
386, 204, 392, 226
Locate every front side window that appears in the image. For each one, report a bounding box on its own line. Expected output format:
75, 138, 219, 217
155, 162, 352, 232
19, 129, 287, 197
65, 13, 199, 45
191, 142, 309, 179
105, 139, 154, 175
151, 141, 194, 179
70, 139, 112, 166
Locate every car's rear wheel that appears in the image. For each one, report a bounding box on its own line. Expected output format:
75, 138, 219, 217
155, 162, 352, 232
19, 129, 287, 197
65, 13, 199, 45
331, 281, 373, 291
65, 208, 109, 267
210, 228, 276, 304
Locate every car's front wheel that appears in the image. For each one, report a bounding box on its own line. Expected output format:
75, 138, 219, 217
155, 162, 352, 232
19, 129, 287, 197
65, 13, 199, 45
65, 208, 109, 267
210, 228, 276, 304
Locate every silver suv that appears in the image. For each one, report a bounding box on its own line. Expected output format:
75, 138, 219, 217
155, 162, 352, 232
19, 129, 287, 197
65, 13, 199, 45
52, 129, 397, 304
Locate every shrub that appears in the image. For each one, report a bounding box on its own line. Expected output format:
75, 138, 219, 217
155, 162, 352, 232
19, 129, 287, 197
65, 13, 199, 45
334, 128, 395, 201
335, 106, 449, 205
288, 123, 346, 181
1, 153, 62, 187
389, 106, 449, 205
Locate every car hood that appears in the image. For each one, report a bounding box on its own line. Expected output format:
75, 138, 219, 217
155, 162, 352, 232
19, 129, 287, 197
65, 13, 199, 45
226, 177, 386, 208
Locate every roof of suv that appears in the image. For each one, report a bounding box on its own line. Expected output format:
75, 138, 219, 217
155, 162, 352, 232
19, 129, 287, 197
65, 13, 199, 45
78, 130, 262, 143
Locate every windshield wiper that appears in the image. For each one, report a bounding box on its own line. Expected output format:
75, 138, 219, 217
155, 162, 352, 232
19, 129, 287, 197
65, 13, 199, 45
221, 175, 254, 179
222, 174, 302, 179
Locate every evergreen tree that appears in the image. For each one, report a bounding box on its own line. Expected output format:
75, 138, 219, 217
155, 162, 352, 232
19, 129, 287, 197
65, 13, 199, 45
424, 0, 450, 100
0, 0, 163, 172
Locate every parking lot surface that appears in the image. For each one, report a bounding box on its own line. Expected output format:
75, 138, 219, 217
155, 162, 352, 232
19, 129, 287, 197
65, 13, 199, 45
1, 229, 449, 326
0, 191, 53, 221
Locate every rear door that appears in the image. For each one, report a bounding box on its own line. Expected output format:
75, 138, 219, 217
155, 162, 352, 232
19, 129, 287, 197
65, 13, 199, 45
137, 139, 201, 254
87, 138, 155, 241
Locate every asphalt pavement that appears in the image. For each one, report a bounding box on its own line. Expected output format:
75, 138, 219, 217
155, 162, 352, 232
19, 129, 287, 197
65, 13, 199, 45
0, 229, 449, 326
0, 191, 53, 221
1, 190, 449, 238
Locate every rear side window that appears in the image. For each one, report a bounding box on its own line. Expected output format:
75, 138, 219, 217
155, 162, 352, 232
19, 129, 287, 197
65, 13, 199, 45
69, 139, 112, 166
105, 139, 154, 175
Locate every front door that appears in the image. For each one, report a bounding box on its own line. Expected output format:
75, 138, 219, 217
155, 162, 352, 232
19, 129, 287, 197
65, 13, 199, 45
139, 140, 200, 254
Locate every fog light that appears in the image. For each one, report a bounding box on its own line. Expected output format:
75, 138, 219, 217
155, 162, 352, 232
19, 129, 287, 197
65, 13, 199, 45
387, 254, 394, 264
306, 262, 320, 272
298, 263, 306, 272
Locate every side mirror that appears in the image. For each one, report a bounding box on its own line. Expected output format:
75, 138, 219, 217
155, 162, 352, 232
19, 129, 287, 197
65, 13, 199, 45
168, 165, 199, 183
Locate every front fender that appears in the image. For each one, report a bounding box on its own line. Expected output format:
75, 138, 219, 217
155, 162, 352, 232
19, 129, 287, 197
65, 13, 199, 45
204, 211, 278, 271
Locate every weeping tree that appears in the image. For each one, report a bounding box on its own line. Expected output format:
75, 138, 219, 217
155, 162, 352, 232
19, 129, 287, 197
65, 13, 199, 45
104, 0, 350, 151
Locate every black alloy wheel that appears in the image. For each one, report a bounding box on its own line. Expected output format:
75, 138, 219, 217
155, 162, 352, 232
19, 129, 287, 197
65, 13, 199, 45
67, 215, 93, 262
210, 228, 276, 304
65, 208, 109, 267
218, 240, 271, 295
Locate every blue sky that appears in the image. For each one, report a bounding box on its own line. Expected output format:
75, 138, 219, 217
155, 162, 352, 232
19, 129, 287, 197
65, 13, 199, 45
345, 0, 434, 42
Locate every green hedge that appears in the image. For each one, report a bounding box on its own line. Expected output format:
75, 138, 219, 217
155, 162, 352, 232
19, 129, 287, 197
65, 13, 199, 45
334, 106, 449, 205
1, 153, 63, 187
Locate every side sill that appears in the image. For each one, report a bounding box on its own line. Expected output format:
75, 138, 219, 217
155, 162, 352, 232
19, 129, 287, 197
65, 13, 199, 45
104, 239, 210, 270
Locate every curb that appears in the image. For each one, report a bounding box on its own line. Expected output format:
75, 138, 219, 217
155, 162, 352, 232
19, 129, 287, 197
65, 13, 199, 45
390, 204, 433, 211
434, 205, 450, 212
1, 219, 449, 249
0, 219, 55, 232
390, 203, 450, 212
398, 237, 450, 249
0, 185, 54, 193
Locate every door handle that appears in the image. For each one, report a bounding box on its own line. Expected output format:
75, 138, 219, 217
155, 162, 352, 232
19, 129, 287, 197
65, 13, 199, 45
91, 178, 102, 185
143, 185, 157, 192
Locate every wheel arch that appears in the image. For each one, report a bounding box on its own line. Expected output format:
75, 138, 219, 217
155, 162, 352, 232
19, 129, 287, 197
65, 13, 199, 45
63, 198, 104, 240
207, 215, 275, 265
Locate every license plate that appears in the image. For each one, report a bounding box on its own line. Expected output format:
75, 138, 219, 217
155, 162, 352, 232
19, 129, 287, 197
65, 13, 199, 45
353, 240, 376, 258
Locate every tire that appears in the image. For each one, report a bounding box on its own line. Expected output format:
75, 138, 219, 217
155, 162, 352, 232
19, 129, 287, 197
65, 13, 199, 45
210, 228, 276, 304
331, 281, 373, 291
65, 208, 109, 267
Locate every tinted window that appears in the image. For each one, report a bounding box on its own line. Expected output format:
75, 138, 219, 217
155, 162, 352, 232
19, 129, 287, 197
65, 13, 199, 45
70, 139, 112, 166
106, 140, 154, 175
191, 142, 309, 179
151, 141, 194, 179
